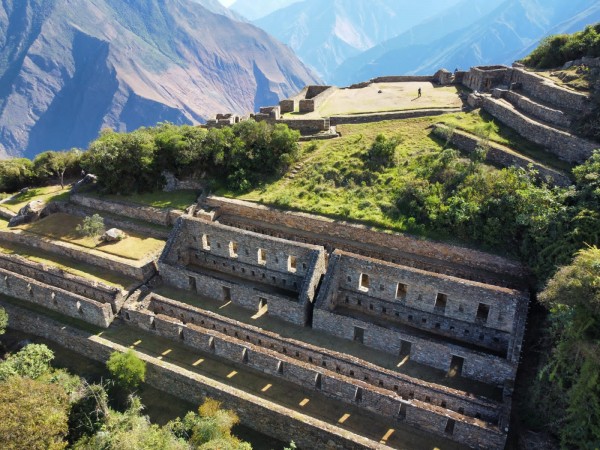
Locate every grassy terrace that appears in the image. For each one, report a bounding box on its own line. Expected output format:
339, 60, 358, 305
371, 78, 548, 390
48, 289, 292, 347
86, 189, 198, 210
0, 240, 134, 288
13, 213, 165, 261
236, 110, 565, 239
1, 185, 69, 213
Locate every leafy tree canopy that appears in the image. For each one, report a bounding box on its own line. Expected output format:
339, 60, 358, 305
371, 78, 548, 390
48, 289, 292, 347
106, 350, 146, 391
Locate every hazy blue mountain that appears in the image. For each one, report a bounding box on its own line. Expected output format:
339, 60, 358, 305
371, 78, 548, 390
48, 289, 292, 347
230, 0, 302, 21
192, 0, 242, 19
0, 0, 318, 158
333, 0, 600, 85
254, 0, 462, 81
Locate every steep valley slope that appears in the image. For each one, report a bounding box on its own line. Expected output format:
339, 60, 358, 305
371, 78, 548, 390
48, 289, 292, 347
0, 0, 319, 158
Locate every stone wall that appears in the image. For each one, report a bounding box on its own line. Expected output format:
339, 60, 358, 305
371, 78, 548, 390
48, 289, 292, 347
71, 194, 186, 227
509, 68, 590, 113
279, 99, 295, 114
279, 119, 329, 135
123, 298, 506, 445
431, 124, 572, 187
202, 196, 526, 287
0, 252, 127, 311
0, 229, 156, 281
504, 90, 571, 128
159, 217, 327, 326
299, 87, 336, 113
371, 76, 434, 83
1, 302, 403, 450
128, 292, 502, 422
0, 268, 114, 327
481, 96, 597, 163
312, 308, 515, 385
329, 108, 460, 125
463, 66, 510, 92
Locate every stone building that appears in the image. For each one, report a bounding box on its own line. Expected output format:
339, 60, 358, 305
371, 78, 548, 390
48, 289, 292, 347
159, 217, 327, 325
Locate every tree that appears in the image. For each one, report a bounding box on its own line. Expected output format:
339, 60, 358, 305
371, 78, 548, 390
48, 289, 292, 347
0, 307, 7, 335
106, 350, 146, 391
76, 215, 105, 241
33, 149, 82, 188
538, 247, 600, 448
364, 134, 399, 170
0, 158, 35, 193
0, 376, 70, 450
0, 343, 55, 381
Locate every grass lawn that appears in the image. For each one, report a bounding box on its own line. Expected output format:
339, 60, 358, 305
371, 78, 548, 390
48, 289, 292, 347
2, 185, 70, 213
16, 213, 165, 261
91, 190, 198, 210
238, 116, 448, 234
0, 241, 134, 288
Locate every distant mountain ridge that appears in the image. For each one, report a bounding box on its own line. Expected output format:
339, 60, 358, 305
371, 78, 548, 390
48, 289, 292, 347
0, 0, 318, 158
254, 0, 462, 81
230, 0, 302, 21
333, 0, 600, 85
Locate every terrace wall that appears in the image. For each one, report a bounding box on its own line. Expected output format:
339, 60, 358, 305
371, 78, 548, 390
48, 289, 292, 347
0, 268, 113, 327
122, 300, 506, 446
0, 229, 156, 281
70, 194, 185, 227
202, 196, 526, 287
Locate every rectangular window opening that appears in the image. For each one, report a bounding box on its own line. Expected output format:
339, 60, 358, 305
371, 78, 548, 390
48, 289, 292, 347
258, 297, 268, 314
445, 419, 456, 435
188, 276, 197, 292
448, 355, 464, 378
288, 255, 297, 273
202, 234, 210, 251
353, 326, 365, 344
222, 286, 231, 302
359, 273, 370, 291
396, 283, 407, 298
435, 293, 447, 313
476, 303, 490, 323
258, 248, 267, 265
399, 340, 412, 358
229, 241, 238, 258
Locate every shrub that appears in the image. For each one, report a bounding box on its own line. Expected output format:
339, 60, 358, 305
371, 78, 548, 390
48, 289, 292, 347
0, 344, 55, 381
106, 350, 146, 390
76, 214, 105, 240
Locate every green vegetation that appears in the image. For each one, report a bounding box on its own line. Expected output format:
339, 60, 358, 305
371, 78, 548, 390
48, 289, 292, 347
33, 149, 82, 189
523, 247, 600, 448
521, 23, 600, 69
81, 120, 300, 194
0, 307, 6, 335
106, 350, 146, 391
0, 326, 253, 450
1, 185, 70, 213
94, 190, 198, 210
76, 214, 105, 241
17, 213, 164, 261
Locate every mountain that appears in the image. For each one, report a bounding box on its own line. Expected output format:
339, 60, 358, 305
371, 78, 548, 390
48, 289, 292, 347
192, 0, 242, 19
254, 0, 462, 81
333, 0, 600, 85
229, 0, 302, 21
0, 0, 318, 159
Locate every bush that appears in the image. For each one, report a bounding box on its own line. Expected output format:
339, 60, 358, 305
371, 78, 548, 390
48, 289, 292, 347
364, 134, 398, 170
0, 307, 6, 335
0, 344, 55, 381
106, 350, 146, 390
76, 215, 105, 240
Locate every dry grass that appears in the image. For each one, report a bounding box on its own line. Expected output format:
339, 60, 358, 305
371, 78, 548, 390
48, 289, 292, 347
16, 213, 165, 261
285, 82, 463, 119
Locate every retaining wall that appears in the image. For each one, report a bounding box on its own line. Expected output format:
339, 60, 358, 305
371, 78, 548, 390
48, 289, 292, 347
431, 124, 572, 187
481, 96, 597, 163
330, 108, 460, 125
202, 196, 525, 285
123, 300, 505, 445
0, 229, 156, 281
0, 268, 113, 327
0, 252, 126, 311
1, 302, 402, 450
70, 194, 185, 227
279, 119, 329, 135
299, 87, 337, 113
504, 90, 571, 128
